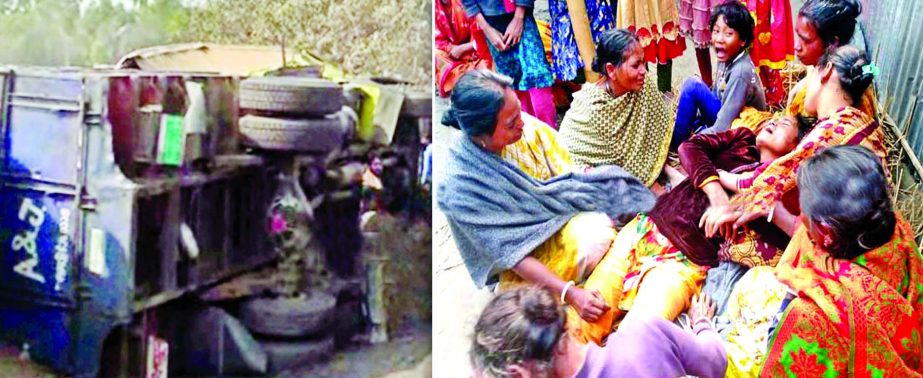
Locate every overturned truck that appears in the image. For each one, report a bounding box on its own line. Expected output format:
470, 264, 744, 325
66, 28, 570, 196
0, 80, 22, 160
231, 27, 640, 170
0, 45, 430, 377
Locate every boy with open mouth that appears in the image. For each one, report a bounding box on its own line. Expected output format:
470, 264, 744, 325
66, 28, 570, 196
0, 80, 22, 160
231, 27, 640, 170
670, 0, 767, 151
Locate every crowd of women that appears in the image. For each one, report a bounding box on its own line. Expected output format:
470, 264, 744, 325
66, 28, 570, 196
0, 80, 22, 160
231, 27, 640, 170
436, 0, 923, 377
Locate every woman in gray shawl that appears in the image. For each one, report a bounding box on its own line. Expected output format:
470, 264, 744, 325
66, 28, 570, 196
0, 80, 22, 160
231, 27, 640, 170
437, 69, 657, 345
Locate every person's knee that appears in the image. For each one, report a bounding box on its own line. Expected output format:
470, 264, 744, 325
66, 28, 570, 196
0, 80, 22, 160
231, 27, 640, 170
681, 76, 708, 94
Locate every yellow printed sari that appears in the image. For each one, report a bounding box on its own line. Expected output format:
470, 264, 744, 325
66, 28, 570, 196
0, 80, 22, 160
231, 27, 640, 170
497, 115, 631, 345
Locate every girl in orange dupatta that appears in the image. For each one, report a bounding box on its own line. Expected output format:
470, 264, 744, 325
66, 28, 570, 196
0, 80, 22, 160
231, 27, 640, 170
704, 46, 886, 231
761, 145, 923, 377
733, 0, 871, 133
435, 0, 493, 97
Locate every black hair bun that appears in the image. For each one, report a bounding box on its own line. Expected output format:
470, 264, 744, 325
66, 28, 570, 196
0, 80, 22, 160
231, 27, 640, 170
844, 0, 862, 18
849, 59, 874, 91
858, 202, 896, 251
520, 289, 558, 324
441, 108, 462, 130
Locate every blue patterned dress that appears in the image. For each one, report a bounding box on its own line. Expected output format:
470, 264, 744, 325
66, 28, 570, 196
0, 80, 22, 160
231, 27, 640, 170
483, 13, 555, 91
549, 0, 616, 81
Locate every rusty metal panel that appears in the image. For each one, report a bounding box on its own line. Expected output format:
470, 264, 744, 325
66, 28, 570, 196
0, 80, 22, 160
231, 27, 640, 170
862, 0, 923, 158
116, 43, 318, 76
0, 67, 272, 376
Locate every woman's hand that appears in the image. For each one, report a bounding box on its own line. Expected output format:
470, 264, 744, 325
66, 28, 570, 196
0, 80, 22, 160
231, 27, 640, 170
733, 209, 768, 229
566, 287, 610, 322
699, 205, 740, 239
687, 294, 716, 325
701, 181, 730, 208
485, 25, 508, 51
449, 42, 473, 59
476, 13, 507, 51
503, 7, 525, 47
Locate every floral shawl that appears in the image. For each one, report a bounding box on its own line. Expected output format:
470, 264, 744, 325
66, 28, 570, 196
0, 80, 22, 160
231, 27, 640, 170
762, 215, 923, 377
731, 106, 887, 214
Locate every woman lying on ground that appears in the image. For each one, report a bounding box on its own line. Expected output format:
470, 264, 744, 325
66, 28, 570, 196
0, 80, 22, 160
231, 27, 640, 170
705, 45, 887, 242
558, 28, 674, 189
589, 113, 809, 338
656, 114, 810, 269
722, 145, 923, 376
437, 69, 657, 346
470, 286, 727, 378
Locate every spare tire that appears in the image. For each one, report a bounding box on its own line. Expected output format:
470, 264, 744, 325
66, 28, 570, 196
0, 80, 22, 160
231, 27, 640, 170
239, 292, 337, 338
240, 77, 344, 116
259, 335, 335, 373
239, 111, 353, 153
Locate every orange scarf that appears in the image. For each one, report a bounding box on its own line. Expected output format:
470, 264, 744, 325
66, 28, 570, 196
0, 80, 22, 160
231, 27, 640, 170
762, 216, 923, 377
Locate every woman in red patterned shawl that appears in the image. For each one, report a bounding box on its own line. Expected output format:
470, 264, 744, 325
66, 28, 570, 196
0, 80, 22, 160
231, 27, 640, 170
760, 145, 923, 376
703, 45, 886, 236
435, 0, 493, 98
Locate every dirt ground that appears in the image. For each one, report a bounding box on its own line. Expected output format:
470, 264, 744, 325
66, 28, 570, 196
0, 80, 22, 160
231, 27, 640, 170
431, 6, 713, 375
288, 323, 432, 378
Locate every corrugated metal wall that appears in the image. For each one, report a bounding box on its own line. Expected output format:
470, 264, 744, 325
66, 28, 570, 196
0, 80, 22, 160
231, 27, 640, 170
861, 0, 923, 158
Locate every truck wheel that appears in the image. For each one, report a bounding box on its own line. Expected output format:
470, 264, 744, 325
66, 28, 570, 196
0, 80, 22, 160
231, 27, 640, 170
240, 77, 344, 116
239, 112, 352, 153
239, 292, 337, 337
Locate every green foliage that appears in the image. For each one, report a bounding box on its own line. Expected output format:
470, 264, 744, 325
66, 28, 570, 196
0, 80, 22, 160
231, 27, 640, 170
0, 0, 189, 66
182, 0, 432, 83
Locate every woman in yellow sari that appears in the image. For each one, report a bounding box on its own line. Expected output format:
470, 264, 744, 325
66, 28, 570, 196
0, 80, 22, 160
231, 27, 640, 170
440, 69, 701, 347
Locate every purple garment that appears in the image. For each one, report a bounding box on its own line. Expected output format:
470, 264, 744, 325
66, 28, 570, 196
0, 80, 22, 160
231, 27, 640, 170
573, 316, 727, 378
649, 127, 792, 267
650, 128, 760, 266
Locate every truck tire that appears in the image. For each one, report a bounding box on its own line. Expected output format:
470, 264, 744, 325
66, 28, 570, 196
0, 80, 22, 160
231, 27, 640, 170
239, 292, 337, 338
239, 112, 352, 153
260, 335, 335, 373
240, 77, 344, 116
